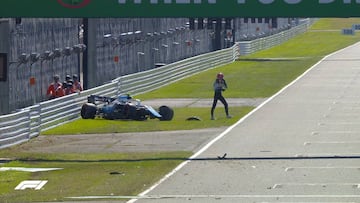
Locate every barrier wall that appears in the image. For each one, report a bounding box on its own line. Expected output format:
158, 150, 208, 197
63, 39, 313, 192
0, 44, 239, 149
0, 20, 313, 149
238, 22, 309, 55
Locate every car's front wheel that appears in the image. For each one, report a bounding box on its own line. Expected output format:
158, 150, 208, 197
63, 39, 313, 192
158, 106, 174, 121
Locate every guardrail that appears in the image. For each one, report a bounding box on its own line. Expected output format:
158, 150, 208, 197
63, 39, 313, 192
0, 80, 119, 149
238, 21, 310, 55
115, 46, 237, 96
0, 110, 31, 148
0, 20, 312, 149
0, 44, 239, 149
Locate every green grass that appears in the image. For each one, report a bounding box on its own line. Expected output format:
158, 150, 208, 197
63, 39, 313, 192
2, 18, 360, 203
137, 19, 360, 101
309, 18, 360, 30
138, 58, 319, 99
41, 18, 360, 135
0, 152, 190, 202
43, 106, 253, 135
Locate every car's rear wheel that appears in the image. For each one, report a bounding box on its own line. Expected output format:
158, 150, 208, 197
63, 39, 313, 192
159, 106, 174, 121
81, 103, 97, 119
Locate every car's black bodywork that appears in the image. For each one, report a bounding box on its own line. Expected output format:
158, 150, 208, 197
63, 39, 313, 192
81, 94, 174, 121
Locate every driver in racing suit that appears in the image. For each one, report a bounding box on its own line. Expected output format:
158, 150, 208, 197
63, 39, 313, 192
211, 72, 231, 120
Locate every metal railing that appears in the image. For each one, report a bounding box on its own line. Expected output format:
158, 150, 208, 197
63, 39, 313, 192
238, 19, 312, 55
115, 47, 237, 96
0, 20, 313, 149
0, 44, 239, 149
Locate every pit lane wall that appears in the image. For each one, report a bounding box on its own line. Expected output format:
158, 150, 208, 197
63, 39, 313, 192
0, 21, 311, 149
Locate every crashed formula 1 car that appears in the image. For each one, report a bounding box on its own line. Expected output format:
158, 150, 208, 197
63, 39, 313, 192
80, 94, 174, 121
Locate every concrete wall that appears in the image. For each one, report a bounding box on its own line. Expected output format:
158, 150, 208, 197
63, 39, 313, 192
7, 18, 80, 112
0, 19, 10, 115
1, 17, 294, 115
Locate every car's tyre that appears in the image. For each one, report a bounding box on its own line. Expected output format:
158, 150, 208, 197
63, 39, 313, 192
159, 106, 174, 121
81, 103, 97, 119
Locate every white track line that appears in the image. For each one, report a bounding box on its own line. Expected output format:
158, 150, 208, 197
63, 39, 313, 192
126, 42, 360, 203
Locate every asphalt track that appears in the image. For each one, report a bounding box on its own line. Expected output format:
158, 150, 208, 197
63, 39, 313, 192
123, 42, 360, 202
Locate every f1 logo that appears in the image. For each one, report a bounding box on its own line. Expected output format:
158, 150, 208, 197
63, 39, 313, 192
15, 180, 48, 190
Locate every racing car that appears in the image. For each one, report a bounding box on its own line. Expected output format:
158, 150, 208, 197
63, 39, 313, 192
80, 94, 174, 121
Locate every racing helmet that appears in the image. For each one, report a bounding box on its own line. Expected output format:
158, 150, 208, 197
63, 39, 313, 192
53, 74, 60, 81
118, 94, 132, 102
217, 72, 224, 79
